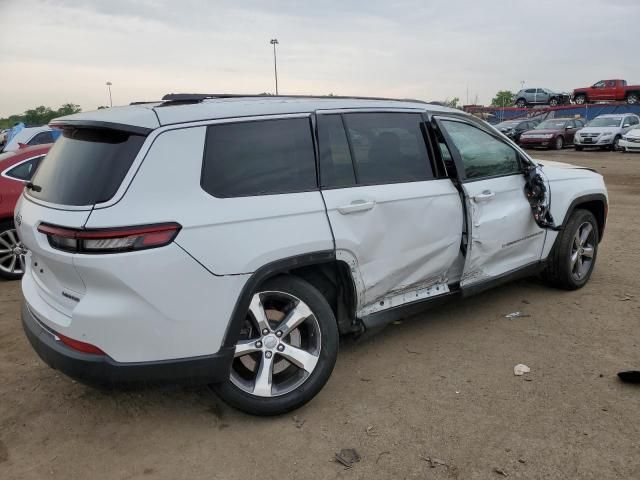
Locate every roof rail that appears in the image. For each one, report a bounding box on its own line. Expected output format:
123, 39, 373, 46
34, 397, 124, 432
160, 93, 427, 105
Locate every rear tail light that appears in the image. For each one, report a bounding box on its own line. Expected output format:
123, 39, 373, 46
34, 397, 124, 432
37, 223, 181, 253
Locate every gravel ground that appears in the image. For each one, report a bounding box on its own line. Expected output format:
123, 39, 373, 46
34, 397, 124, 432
1, 149, 639, 480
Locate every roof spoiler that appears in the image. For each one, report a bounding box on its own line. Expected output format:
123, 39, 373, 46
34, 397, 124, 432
49, 119, 153, 136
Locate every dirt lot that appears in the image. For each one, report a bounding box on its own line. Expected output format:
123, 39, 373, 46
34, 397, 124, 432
1, 149, 639, 480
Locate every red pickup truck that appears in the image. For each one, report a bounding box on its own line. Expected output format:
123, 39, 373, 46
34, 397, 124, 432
572, 79, 640, 105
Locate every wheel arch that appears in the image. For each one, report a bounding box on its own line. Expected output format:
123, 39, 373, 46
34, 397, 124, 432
221, 251, 360, 351
559, 194, 607, 242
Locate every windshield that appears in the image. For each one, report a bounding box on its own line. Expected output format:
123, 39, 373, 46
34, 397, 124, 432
29, 128, 145, 206
587, 118, 622, 128
536, 120, 566, 130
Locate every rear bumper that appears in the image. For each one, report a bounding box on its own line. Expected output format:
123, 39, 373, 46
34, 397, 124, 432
22, 302, 234, 386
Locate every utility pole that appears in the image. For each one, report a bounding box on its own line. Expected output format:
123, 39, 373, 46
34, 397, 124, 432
270, 39, 279, 95
106, 81, 113, 107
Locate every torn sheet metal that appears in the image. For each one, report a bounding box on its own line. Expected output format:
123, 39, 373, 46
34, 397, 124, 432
523, 164, 559, 230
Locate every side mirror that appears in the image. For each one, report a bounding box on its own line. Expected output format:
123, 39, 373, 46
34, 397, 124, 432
565, 126, 573, 130
623, 123, 631, 128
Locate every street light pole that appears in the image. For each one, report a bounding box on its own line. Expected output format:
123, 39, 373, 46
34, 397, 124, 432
106, 81, 113, 107
270, 39, 279, 95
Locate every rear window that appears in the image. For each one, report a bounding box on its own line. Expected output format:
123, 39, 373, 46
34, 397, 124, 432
201, 117, 317, 197
29, 128, 145, 206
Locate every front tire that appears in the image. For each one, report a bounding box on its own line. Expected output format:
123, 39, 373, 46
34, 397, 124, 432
612, 136, 621, 151
549, 98, 559, 107
214, 275, 339, 415
0, 221, 26, 280
515, 98, 526, 108
553, 136, 564, 150
543, 209, 599, 290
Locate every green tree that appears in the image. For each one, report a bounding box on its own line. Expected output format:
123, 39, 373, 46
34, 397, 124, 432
23, 106, 55, 125
56, 103, 81, 116
444, 97, 460, 109
491, 91, 515, 107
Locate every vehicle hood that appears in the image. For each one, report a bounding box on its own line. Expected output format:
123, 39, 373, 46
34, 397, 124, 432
522, 129, 559, 135
534, 159, 600, 180
623, 129, 640, 138
579, 126, 621, 134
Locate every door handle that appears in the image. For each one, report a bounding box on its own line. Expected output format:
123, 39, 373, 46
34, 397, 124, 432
473, 190, 495, 202
337, 199, 376, 214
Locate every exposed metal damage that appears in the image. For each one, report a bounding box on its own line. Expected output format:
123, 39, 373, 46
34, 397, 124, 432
523, 164, 560, 230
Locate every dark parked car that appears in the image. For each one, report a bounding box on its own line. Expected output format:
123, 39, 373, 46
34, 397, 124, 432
514, 88, 571, 108
495, 119, 539, 143
518, 118, 586, 150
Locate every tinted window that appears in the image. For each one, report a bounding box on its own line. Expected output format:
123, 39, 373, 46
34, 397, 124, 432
5, 156, 43, 180
30, 128, 145, 206
201, 118, 316, 197
440, 120, 520, 180
317, 115, 356, 188
343, 113, 432, 184
28, 131, 54, 146
629, 116, 639, 126
525, 89, 536, 94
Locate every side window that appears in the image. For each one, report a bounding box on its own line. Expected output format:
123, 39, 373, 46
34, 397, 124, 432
5, 156, 44, 180
201, 117, 317, 198
440, 120, 521, 180
607, 80, 615, 87
525, 89, 536, 94
594, 81, 605, 88
317, 115, 356, 188
343, 113, 433, 184
28, 131, 54, 146
629, 116, 639, 126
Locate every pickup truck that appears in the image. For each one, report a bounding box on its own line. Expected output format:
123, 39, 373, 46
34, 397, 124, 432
573, 79, 640, 105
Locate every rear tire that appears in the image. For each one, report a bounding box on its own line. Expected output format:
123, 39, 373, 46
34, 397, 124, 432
574, 94, 587, 105
626, 93, 639, 105
542, 209, 599, 290
213, 275, 339, 415
516, 98, 526, 108
0, 221, 25, 281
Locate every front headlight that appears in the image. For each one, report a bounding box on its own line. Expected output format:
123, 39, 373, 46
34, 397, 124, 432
543, 134, 554, 139
602, 131, 613, 136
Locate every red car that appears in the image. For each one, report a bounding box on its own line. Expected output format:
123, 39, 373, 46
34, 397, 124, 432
0, 144, 51, 279
518, 118, 585, 150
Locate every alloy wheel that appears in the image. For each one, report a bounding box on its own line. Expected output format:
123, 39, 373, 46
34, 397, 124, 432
570, 222, 595, 281
0, 228, 26, 277
230, 291, 322, 398
627, 94, 638, 105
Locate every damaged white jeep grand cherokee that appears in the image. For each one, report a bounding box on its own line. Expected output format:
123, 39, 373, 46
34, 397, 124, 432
16, 94, 607, 415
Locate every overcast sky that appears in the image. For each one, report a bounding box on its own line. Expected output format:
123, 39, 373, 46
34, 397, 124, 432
0, 0, 638, 117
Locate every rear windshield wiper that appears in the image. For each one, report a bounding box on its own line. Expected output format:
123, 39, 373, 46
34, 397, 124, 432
24, 181, 42, 192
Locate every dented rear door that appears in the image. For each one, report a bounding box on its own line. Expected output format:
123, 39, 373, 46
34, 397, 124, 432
317, 111, 463, 313
435, 116, 545, 287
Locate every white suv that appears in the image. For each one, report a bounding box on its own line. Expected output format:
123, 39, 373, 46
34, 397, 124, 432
16, 95, 608, 415
574, 113, 640, 151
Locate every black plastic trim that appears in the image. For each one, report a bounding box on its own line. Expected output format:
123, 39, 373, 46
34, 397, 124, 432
49, 120, 153, 136
221, 250, 336, 350
23, 303, 234, 386
556, 193, 608, 241
461, 261, 544, 298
